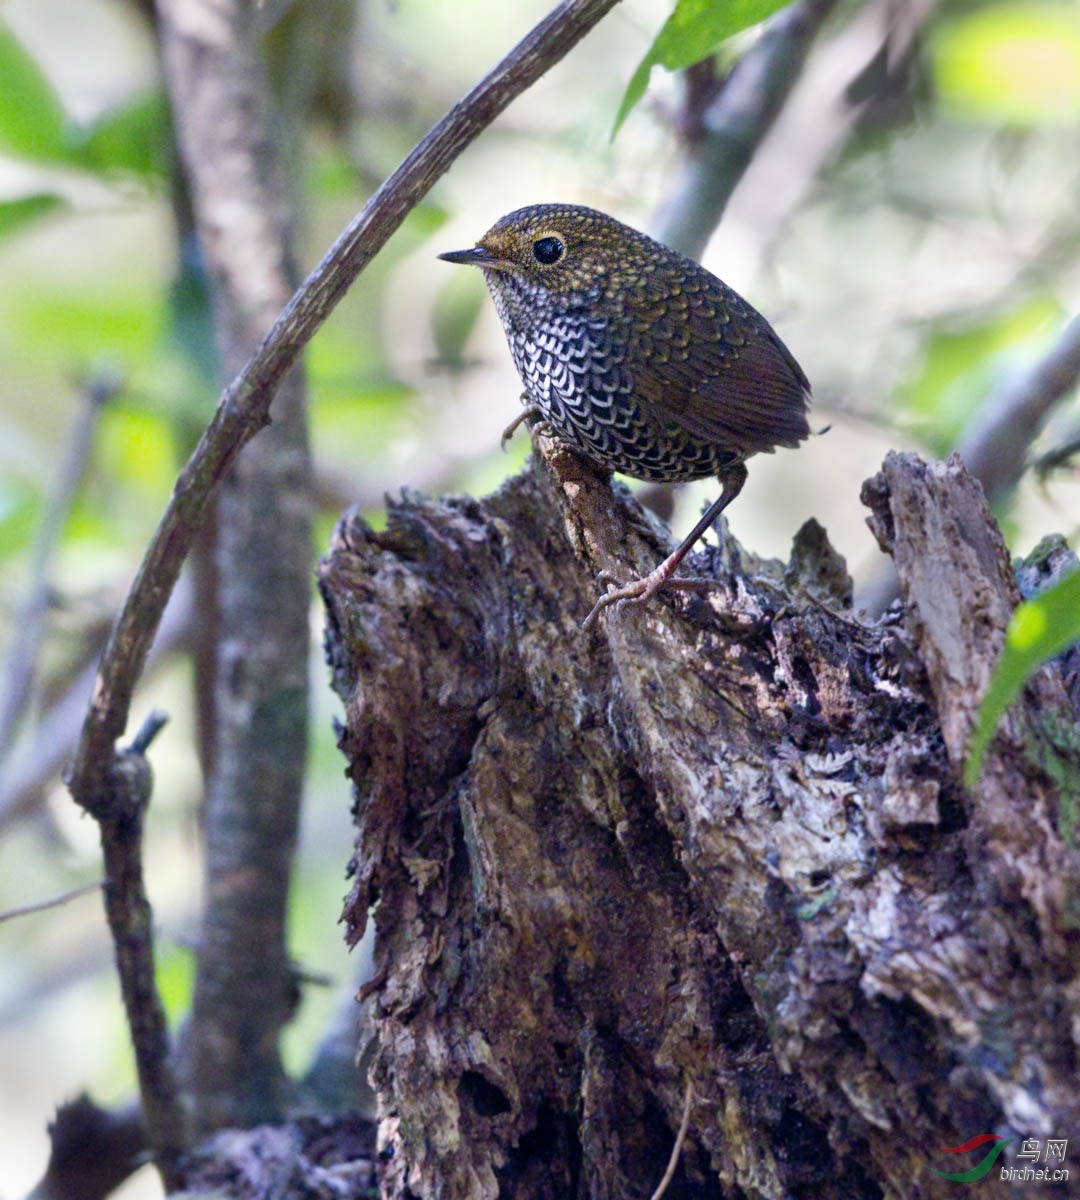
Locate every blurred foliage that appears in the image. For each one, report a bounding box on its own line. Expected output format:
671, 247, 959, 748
0, 191, 63, 238
897, 297, 1061, 452
0, 21, 166, 179
933, 3, 1080, 125
614, 0, 792, 133
0, 22, 70, 163
0, 0, 1079, 1193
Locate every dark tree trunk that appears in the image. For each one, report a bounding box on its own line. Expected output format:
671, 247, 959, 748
318, 438, 1080, 1200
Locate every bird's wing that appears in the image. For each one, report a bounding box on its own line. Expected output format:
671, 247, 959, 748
624, 274, 811, 458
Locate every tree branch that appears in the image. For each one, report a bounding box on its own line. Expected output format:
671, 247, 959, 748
955, 314, 1080, 502
66, 0, 624, 811
79, 710, 183, 1188
651, 0, 840, 258
0, 880, 102, 926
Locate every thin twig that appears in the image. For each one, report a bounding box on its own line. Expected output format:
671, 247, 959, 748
0, 372, 119, 762
67, 0, 623, 810
127, 708, 169, 756
0, 880, 103, 925
649, 1078, 694, 1200
1034, 425, 1080, 485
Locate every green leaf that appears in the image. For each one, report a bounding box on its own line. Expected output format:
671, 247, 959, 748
0, 21, 70, 162
966, 569, 1080, 786
613, 0, 792, 135
933, 4, 1080, 125
70, 90, 170, 179
0, 25, 167, 175
0, 193, 64, 240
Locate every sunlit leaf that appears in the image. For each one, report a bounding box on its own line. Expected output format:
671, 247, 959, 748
613, 0, 792, 134
966, 570, 1080, 786
0, 193, 64, 240
0, 21, 69, 161
933, 4, 1080, 125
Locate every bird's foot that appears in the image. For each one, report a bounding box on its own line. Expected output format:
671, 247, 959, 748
500, 404, 544, 451
582, 567, 715, 632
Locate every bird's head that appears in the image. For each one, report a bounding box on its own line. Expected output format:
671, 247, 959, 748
439, 204, 649, 301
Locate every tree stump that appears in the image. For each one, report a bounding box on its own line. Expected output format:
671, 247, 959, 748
319, 437, 1080, 1200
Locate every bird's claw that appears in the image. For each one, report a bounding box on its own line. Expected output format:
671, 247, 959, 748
500, 404, 544, 452
582, 570, 721, 632
582, 573, 658, 632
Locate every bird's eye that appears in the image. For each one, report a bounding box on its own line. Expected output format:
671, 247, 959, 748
532, 236, 564, 265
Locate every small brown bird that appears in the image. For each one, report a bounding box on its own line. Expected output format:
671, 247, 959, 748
439, 204, 810, 629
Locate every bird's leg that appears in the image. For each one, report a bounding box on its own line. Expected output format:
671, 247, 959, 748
582, 461, 748, 632
500, 400, 543, 451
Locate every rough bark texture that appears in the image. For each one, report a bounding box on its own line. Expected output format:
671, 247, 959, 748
319, 440, 1080, 1200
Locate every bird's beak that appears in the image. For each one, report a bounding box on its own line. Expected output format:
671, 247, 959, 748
438, 245, 506, 270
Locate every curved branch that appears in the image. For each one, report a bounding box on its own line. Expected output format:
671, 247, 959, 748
67, 0, 623, 806
955, 314, 1080, 502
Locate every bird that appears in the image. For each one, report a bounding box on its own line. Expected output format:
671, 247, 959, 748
438, 203, 811, 630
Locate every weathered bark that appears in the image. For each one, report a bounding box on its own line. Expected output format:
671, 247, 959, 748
319, 439, 1080, 1200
